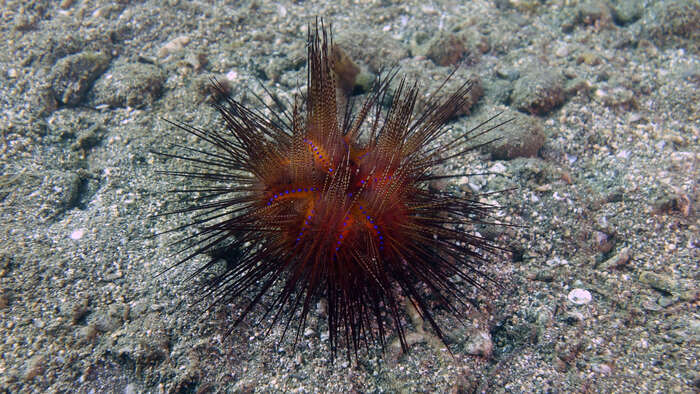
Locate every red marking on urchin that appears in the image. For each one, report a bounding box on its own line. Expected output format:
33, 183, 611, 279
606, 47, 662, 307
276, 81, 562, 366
154, 20, 511, 360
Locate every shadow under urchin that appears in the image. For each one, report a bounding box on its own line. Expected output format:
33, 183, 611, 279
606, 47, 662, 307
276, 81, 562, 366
153, 20, 511, 361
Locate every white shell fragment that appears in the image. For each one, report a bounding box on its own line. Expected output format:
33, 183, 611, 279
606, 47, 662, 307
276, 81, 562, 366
568, 288, 592, 305
70, 228, 85, 240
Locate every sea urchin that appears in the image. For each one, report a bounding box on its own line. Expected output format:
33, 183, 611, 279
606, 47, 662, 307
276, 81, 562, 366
154, 21, 508, 360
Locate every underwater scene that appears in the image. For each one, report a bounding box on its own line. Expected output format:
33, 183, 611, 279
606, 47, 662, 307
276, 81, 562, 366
0, 0, 697, 392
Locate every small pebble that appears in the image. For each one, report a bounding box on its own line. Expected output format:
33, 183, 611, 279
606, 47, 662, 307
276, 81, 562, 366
555, 45, 569, 57
657, 295, 678, 308
0, 291, 8, 309
23, 355, 45, 381
564, 311, 584, 324
158, 36, 190, 58
464, 330, 493, 357
599, 247, 631, 269
642, 299, 663, 311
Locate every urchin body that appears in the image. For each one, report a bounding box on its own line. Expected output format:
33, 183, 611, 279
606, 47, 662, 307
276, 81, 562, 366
156, 22, 505, 359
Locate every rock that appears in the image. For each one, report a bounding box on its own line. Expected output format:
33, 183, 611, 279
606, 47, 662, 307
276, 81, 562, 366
158, 35, 190, 58
473, 108, 546, 160
657, 295, 679, 308
388, 332, 426, 362
639, 271, 678, 294
484, 78, 513, 105
598, 247, 631, 270
464, 330, 493, 357
49, 51, 110, 106
593, 231, 614, 254
336, 31, 408, 73
23, 355, 45, 381
70, 297, 90, 325
510, 66, 566, 115
640, 0, 700, 51
331, 44, 361, 95
610, 0, 644, 25
564, 311, 584, 324
354, 71, 375, 94
575, 0, 613, 26
0, 288, 8, 309
425, 32, 467, 66
90, 61, 166, 108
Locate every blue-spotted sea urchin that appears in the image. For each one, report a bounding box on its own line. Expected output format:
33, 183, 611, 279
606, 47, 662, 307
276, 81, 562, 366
154, 20, 510, 360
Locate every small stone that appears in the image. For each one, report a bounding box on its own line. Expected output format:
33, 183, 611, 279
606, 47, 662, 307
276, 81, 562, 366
425, 32, 466, 66
592, 363, 612, 375
331, 44, 360, 95
0, 291, 8, 309
89, 61, 166, 108
575, 0, 612, 26
657, 295, 679, 308
464, 330, 493, 358
564, 311, 584, 324
49, 51, 111, 106
641, 0, 700, 46
639, 271, 678, 294
80, 324, 99, 342
610, 0, 643, 25
472, 108, 545, 160
23, 355, 45, 381
593, 231, 614, 254
354, 71, 375, 94
388, 331, 426, 362
567, 288, 592, 305
555, 45, 569, 57
71, 298, 90, 325
599, 247, 631, 270
642, 298, 663, 311
511, 66, 566, 115
92, 308, 122, 333
158, 35, 190, 58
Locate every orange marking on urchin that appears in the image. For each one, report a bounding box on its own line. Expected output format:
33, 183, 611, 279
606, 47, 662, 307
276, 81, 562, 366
303, 138, 336, 173
154, 19, 511, 362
